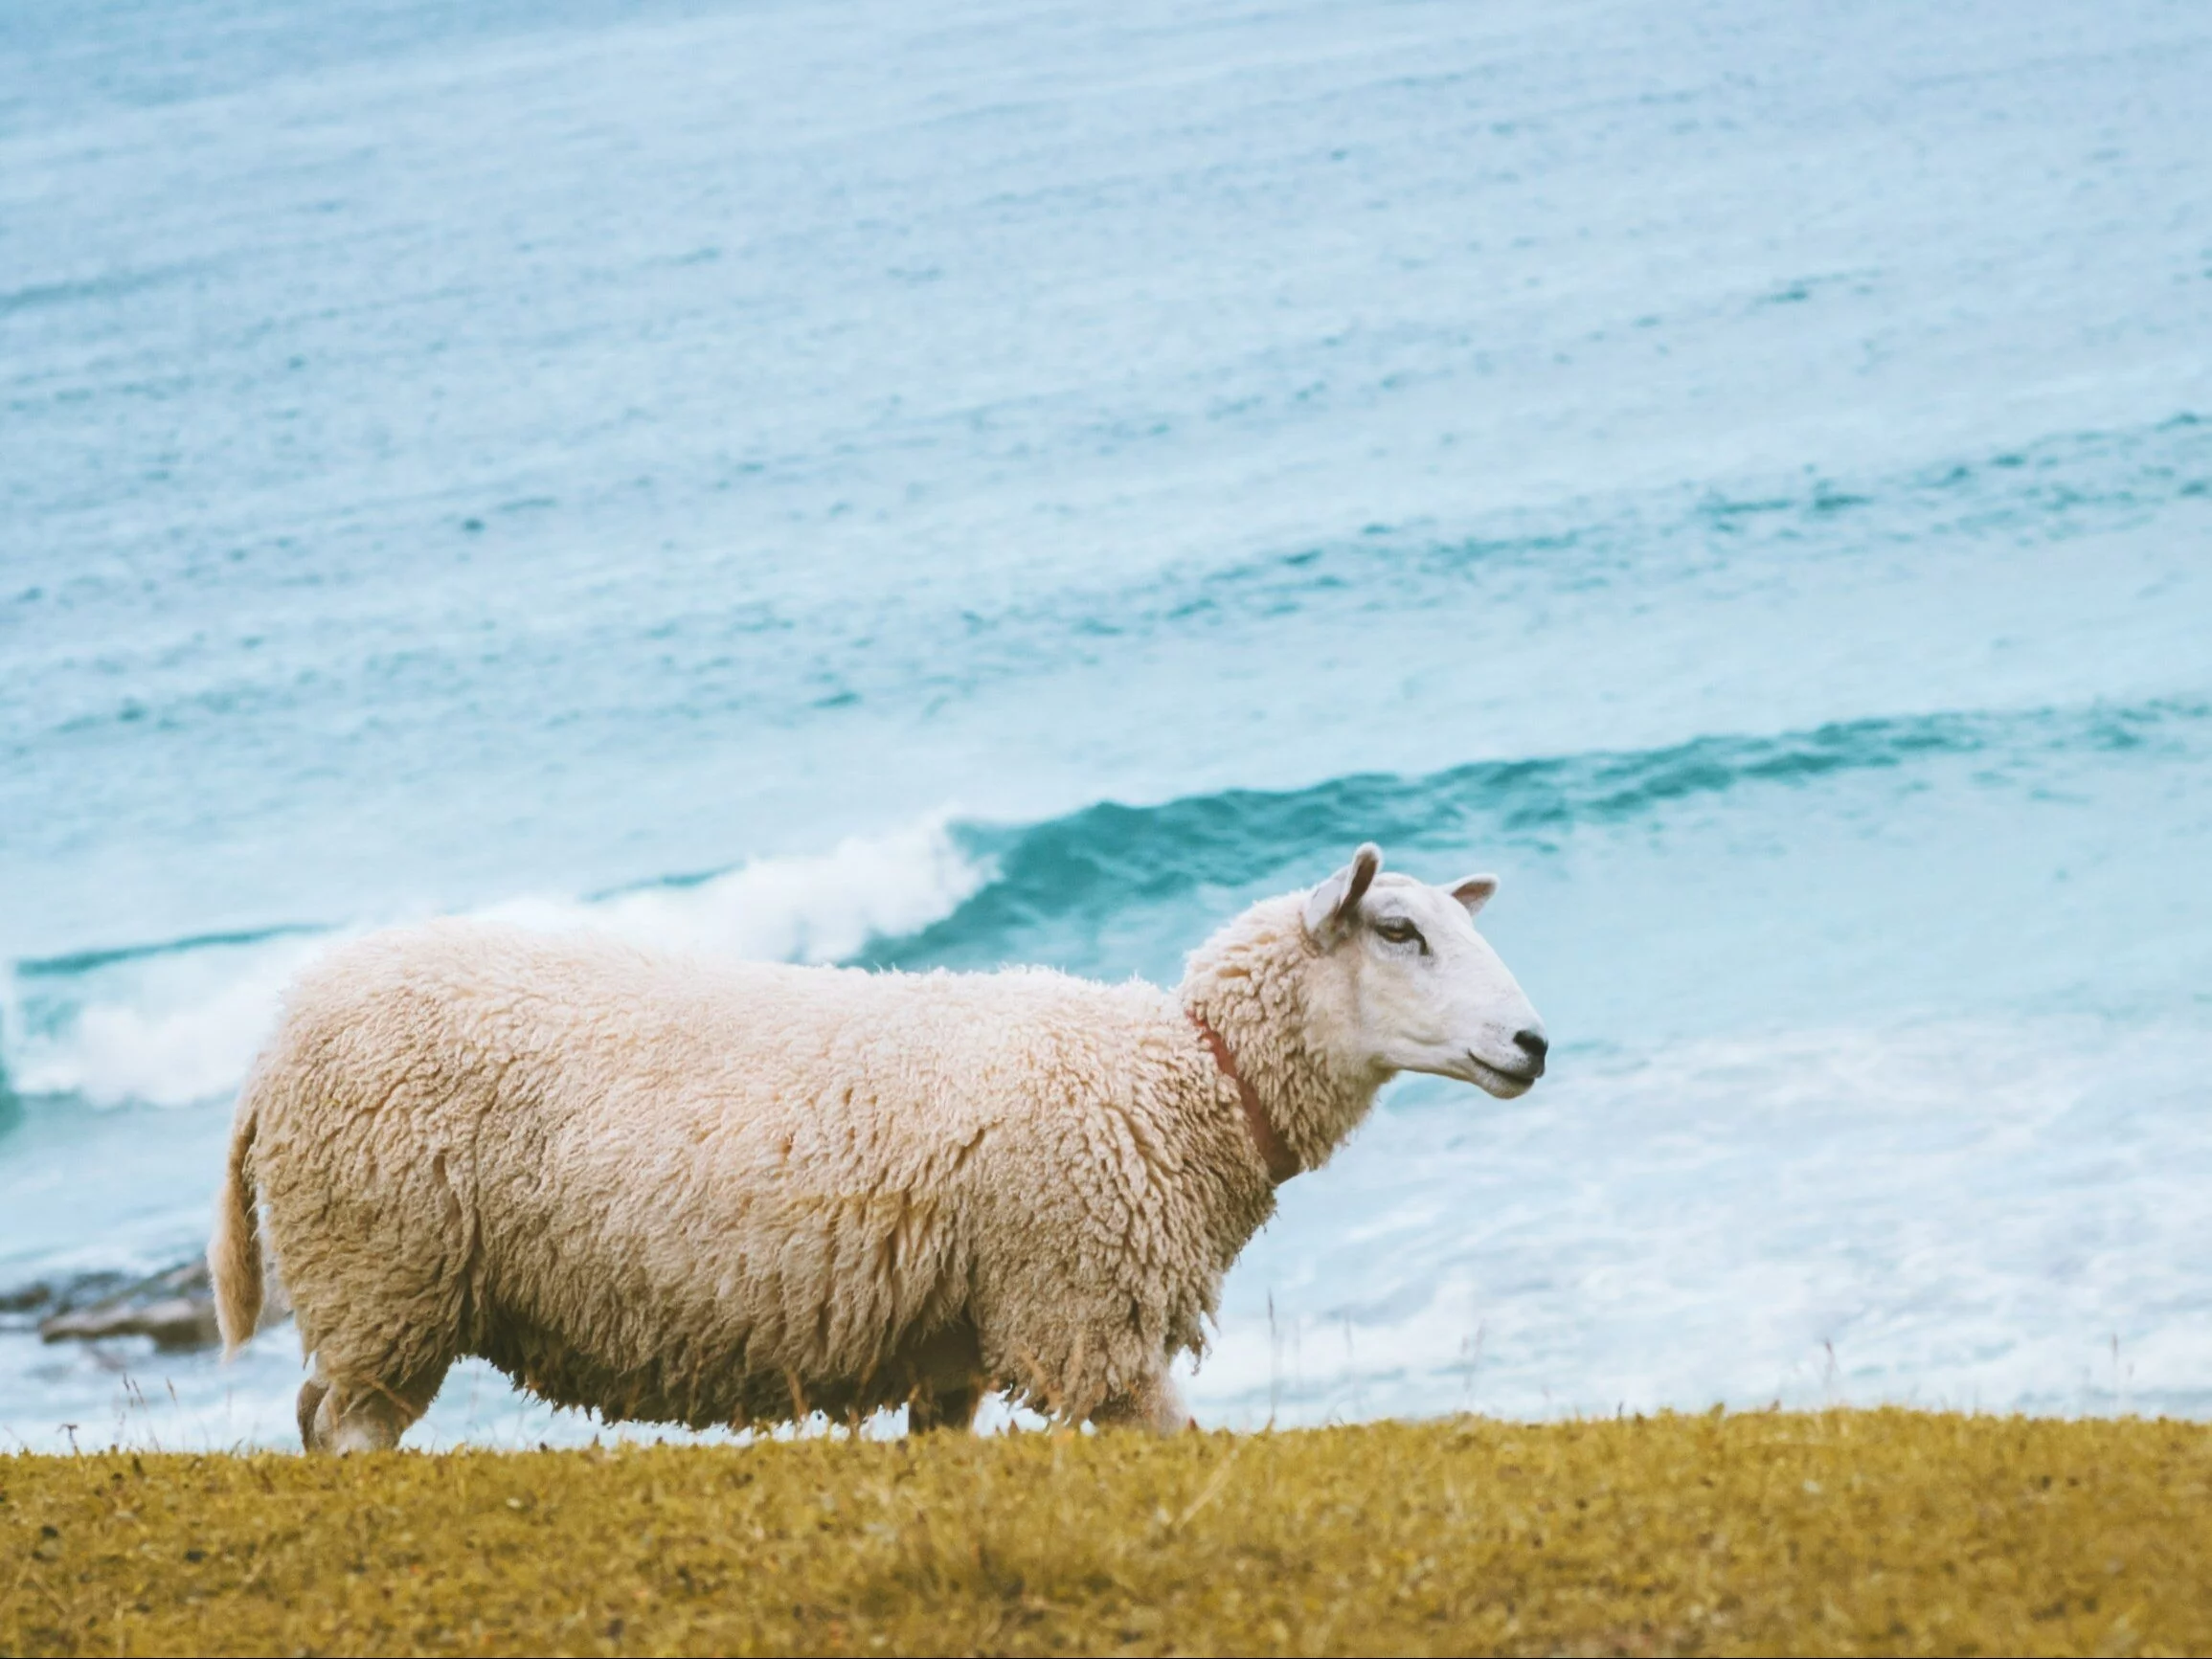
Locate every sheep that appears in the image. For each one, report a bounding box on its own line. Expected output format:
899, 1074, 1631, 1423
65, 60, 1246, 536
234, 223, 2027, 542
208, 842, 1546, 1451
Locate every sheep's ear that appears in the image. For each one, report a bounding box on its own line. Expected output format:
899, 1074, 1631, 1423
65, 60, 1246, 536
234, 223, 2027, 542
1303, 843, 1383, 945
1451, 874, 1500, 917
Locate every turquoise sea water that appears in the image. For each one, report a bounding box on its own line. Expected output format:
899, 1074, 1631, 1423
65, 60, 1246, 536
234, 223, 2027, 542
3, 0, 2209, 1448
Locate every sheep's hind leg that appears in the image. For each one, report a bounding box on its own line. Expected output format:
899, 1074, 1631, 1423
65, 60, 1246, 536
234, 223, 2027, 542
306, 1361, 450, 1454
296, 1377, 329, 1450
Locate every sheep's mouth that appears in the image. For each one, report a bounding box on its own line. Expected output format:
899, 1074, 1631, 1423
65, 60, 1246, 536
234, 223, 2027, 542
1462, 1054, 1538, 1099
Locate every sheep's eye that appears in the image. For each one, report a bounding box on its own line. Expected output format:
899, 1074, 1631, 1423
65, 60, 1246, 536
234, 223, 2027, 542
1374, 918, 1427, 953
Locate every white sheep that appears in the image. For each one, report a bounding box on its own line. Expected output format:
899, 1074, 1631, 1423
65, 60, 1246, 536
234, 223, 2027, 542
209, 843, 1546, 1450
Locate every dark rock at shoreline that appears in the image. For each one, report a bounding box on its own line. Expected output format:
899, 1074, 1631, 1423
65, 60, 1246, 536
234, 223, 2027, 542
40, 1265, 221, 1352
2, 1259, 289, 1355
37, 1263, 222, 1352
0, 1270, 133, 1324
1, 1279, 63, 1314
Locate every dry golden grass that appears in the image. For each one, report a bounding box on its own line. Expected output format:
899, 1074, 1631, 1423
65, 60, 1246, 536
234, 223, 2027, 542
4, 1409, 2210, 1656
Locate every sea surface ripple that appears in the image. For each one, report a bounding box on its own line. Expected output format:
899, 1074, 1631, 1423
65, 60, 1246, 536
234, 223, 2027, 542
2, 0, 2207, 1448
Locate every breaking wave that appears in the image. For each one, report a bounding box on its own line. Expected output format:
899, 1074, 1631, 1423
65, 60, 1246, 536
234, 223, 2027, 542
0, 816, 987, 1110
7, 691, 2201, 1112
868, 692, 2211, 972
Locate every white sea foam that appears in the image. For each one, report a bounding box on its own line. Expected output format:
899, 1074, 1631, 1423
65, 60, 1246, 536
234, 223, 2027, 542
480, 813, 985, 966
3, 936, 328, 1110
1193, 1019, 2212, 1426
0, 815, 986, 1110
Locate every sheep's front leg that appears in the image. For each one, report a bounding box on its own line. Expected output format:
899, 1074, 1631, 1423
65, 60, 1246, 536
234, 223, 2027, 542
908, 1381, 983, 1434
898, 1315, 986, 1435
1091, 1369, 1194, 1434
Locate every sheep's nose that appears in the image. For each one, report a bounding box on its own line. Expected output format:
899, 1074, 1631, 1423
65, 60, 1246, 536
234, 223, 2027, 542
1513, 1028, 1549, 1069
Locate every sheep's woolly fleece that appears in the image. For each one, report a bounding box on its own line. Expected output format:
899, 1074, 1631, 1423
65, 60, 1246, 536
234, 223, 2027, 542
211, 891, 1390, 1441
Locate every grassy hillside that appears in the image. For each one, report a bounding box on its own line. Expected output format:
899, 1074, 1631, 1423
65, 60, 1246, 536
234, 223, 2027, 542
4, 1410, 2209, 1655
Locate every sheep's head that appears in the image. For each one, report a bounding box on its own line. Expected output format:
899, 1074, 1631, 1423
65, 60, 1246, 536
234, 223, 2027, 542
1300, 842, 1547, 1099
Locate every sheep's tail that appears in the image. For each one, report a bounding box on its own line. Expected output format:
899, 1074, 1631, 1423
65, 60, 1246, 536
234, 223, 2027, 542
208, 1083, 265, 1359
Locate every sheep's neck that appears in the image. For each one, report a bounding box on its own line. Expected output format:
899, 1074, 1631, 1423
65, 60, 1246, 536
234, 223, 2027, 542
1177, 905, 1382, 1177
1187, 1010, 1301, 1185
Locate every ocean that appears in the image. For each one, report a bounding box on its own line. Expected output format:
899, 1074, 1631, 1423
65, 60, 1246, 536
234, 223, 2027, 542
3, 0, 2208, 1450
